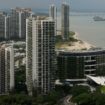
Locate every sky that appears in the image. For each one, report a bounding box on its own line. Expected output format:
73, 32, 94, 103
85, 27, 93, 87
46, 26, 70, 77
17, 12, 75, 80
1, 0, 105, 11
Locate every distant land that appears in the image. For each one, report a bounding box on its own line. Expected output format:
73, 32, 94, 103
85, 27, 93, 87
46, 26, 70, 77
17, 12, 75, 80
32, 8, 105, 13
2, 8, 105, 13
33, 8, 105, 13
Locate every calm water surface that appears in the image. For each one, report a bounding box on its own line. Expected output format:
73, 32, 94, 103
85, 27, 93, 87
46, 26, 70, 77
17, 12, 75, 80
57, 12, 105, 47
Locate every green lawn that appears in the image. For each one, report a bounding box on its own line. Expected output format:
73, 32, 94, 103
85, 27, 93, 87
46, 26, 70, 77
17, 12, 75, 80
101, 86, 105, 93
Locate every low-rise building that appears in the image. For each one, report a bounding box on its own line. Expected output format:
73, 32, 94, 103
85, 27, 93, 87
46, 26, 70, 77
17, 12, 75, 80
57, 48, 105, 81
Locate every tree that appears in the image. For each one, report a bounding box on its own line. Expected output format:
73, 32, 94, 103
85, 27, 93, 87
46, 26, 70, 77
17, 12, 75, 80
72, 93, 95, 105
71, 85, 90, 97
15, 65, 27, 94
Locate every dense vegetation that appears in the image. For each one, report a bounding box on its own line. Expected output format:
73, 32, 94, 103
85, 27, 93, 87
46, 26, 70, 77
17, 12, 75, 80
71, 85, 105, 105
55, 31, 78, 48
2, 65, 105, 105
56, 31, 77, 43
15, 65, 27, 94
11, 66, 69, 105
0, 85, 71, 105
1, 42, 105, 105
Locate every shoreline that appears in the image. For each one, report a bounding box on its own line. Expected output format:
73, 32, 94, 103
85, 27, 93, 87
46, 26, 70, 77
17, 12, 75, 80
74, 31, 95, 49
56, 31, 95, 51
67, 31, 95, 50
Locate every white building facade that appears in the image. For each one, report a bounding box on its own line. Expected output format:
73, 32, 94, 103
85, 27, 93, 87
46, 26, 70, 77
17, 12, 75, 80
26, 16, 56, 95
0, 45, 14, 95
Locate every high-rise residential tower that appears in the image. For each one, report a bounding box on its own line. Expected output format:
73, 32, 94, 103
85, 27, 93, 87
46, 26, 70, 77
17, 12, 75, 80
49, 4, 57, 36
61, 2, 70, 40
26, 16, 56, 95
0, 45, 14, 95
0, 11, 7, 40
49, 4, 57, 20
0, 45, 6, 94
5, 45, 14, 91
8, 7, 32, 39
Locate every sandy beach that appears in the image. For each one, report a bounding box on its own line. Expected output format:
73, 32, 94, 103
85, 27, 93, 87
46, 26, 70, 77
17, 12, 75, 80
56, 31, 95, 51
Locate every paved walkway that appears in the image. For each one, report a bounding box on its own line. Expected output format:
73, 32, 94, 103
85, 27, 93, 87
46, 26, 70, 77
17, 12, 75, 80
63, 95, 76, 105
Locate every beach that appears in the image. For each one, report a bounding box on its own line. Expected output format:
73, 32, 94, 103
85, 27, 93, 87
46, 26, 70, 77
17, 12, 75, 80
56, 31, 95, 51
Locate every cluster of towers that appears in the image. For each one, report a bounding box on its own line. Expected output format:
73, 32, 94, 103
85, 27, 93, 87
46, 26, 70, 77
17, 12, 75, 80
0, 3, 69, 41
1, 1, 105, 97
26, 2, 70, 95
0, 2, 70, 96
0, 7, 33, 40
49, 2, 70, 40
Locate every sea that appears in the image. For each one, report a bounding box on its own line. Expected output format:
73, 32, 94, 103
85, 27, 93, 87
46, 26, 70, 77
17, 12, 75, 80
33, 9, 105, 47
3, 8, 105, 48
57, 12, 105, 48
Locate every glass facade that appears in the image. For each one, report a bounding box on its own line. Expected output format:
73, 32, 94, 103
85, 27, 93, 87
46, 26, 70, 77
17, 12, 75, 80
57, 50, 105, 81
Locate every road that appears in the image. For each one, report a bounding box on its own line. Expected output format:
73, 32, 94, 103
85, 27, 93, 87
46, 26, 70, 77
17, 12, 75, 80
63, 95, 76, 105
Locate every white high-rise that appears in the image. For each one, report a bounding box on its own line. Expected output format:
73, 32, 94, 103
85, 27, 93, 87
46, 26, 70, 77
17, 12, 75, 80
0, 45, 14, 95
8, 7, 32, 39
5, 45, 14, 91
26, 16, 56, 95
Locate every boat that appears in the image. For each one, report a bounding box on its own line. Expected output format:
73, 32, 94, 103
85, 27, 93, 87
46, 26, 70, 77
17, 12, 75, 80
93, 16, 105, 21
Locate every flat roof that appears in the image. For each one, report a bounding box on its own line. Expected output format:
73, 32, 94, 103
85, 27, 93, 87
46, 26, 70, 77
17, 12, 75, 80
87, 75, 105, 86
57, 48, 105, 56
65, 79, 87, 82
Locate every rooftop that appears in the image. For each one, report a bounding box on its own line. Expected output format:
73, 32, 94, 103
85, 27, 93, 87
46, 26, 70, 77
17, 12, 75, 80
87, 75, 105, 86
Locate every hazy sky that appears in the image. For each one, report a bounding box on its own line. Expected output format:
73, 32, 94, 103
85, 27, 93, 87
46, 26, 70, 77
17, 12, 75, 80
1, 0, 105, 11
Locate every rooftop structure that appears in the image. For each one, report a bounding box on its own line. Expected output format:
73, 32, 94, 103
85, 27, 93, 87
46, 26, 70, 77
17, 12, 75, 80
87, 75, 105, 86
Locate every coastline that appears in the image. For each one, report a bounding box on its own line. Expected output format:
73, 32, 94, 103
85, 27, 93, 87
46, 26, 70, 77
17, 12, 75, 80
56, 31, 95, 51
74, 31, 95, 47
